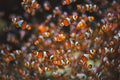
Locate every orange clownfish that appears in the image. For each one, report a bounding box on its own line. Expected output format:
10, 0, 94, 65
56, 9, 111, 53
76, 19, 86, 30
62, 0, 76, 5
22, 0, 39, 9
59, 15, 78, 27
85, 4, 99, 12
11, 17, 31, 30
54, 33, 66, 42
32, 50, 48, 59
21, 0, 39, 15
31, 0, 39, 9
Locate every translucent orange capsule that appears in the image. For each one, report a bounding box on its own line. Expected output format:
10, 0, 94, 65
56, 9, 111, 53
81, 56, 88, 62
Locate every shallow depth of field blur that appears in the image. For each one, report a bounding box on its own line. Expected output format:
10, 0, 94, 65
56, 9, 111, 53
0, 0, 120, 80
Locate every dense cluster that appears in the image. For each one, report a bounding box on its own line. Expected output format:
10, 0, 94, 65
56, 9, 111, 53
0, 0, 120, 80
